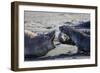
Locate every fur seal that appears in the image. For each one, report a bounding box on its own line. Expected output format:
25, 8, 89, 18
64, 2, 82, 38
59, 25, 90, 55
24, 30, 55, 59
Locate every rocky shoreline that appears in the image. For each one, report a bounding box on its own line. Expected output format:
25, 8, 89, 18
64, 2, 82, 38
24, 11, 90, 61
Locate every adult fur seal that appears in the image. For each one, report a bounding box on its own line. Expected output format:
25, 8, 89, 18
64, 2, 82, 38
59, 25, 90, 55
24, 30, 55, 60
58, 21, 90, 45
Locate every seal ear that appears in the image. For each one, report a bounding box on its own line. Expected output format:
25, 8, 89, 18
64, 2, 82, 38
46, 31, 55, 41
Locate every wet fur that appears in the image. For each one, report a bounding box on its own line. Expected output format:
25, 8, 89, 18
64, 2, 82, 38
59, 25, 90, 55
24, 30, 55, 59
